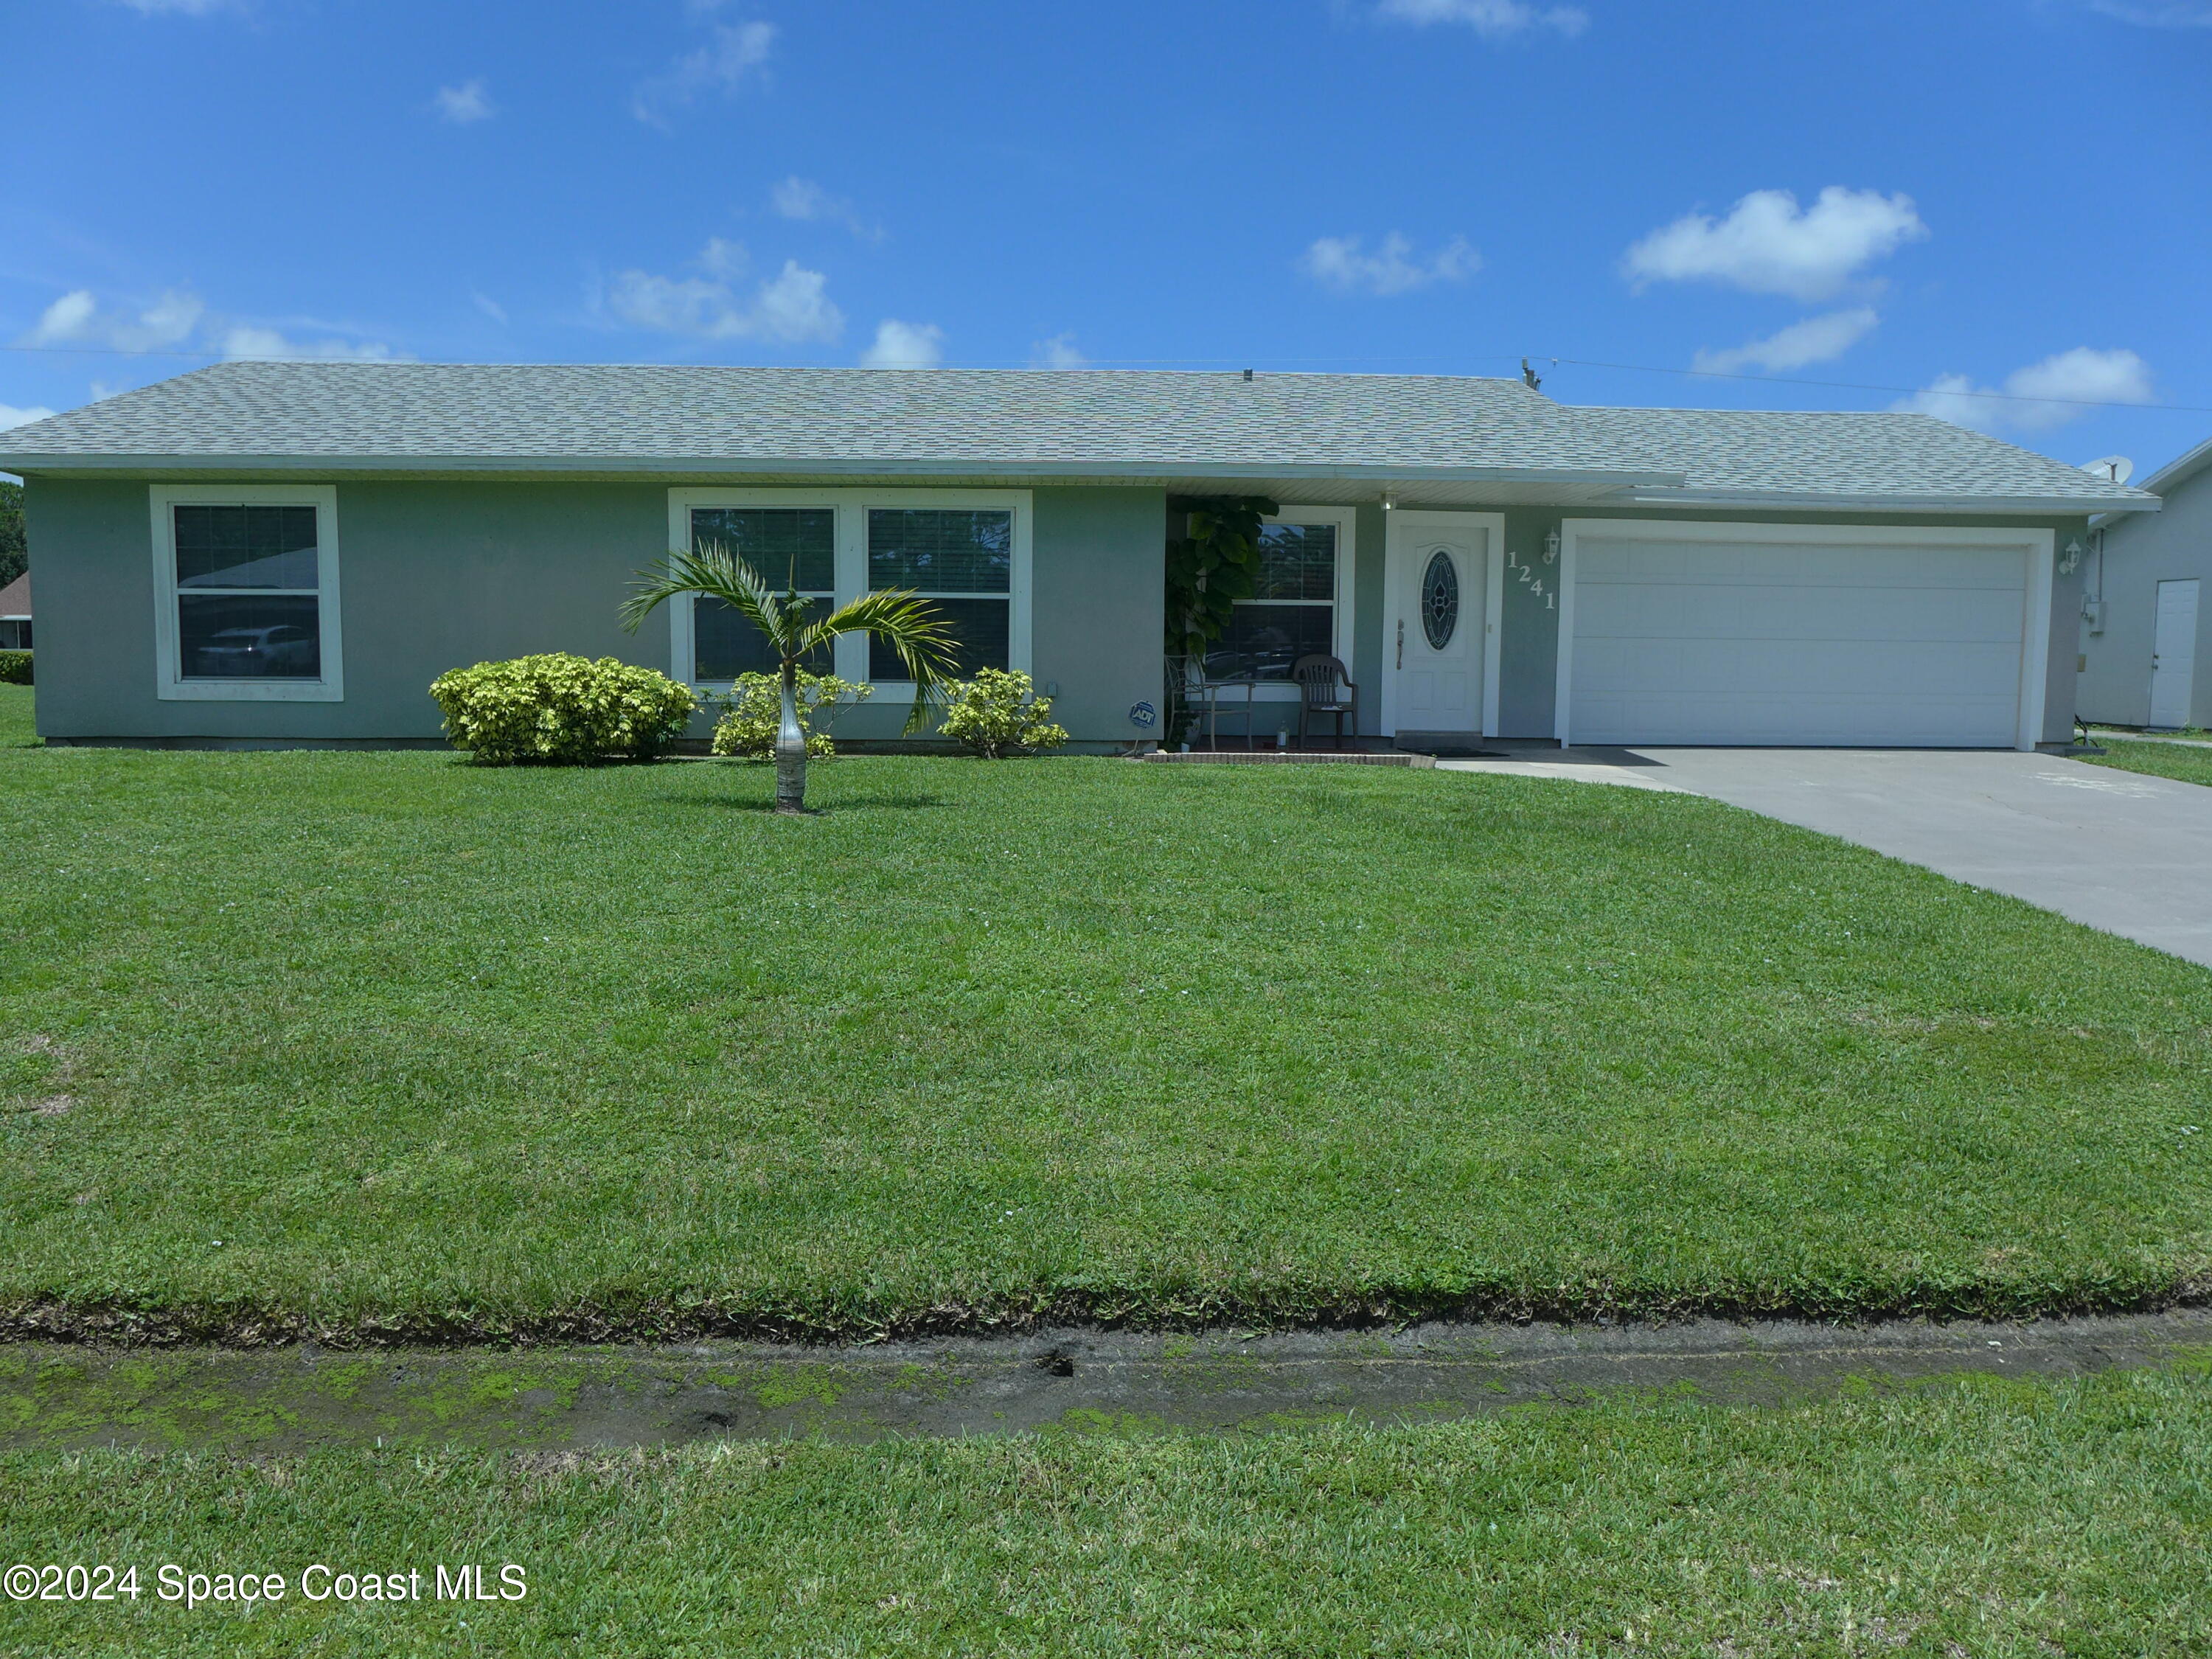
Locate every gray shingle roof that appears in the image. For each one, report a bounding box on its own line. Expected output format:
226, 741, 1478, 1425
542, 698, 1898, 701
0, 360, 2159, 512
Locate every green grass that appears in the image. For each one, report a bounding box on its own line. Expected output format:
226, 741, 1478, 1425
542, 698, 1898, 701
4, 1360, 2210, 1655
2082, 735, 2212, 789
4, 731, 2211, 1338
0, 684, 36, 748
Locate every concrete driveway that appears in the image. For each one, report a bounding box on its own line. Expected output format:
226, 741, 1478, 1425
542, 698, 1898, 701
1439, 745, 2212, 968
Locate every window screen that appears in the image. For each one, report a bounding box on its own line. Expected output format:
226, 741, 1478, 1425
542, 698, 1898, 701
1207, 522, 1336, 680
173, 504, 323, 681
866, 509, 1012, 678
689, 507, 836, 680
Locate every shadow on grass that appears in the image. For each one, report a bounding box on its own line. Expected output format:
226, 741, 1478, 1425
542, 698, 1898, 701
656, 791, 950, 813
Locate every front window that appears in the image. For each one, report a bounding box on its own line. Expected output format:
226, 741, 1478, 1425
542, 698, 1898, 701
689, 507, 835, 678
1207, 521, 1338, 680
173, 504, 324, 680
867, 508, 1012, 679
152, 486, 341, 701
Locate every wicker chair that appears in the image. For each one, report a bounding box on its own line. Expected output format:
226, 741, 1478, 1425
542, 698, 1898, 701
1291, 654, 1358, 749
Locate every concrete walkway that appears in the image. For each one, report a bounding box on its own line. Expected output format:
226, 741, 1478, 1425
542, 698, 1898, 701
1441, 745, 2212, 967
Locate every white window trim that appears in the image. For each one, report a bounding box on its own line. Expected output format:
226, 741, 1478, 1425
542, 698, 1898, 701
665, 487, 1032, 689
1228, 504, 1358, 705
149, 483, 344, 702
1551, 518, 2056, 753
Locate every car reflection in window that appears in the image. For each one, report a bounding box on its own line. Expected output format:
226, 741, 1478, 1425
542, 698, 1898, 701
194, 624, 319, 678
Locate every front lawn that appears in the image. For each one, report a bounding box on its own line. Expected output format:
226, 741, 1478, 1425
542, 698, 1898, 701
4, 738, 2211, 1337
6, 1359, 2210, 1655
2084, 736, 2212, 789
0, 682, 35, 748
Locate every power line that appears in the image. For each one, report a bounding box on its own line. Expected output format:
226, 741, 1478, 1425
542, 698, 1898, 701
0, 342, 227, 358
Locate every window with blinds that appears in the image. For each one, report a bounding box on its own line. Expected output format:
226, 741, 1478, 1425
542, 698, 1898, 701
689, 507, 836, 678
866, 508, 1012, 679
1206, 522, 1337, 681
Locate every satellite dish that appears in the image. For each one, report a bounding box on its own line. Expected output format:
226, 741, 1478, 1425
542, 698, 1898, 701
2084, 456, 2135, 485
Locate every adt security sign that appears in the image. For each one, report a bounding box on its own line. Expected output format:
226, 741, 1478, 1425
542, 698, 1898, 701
1127, 700, 1158, 729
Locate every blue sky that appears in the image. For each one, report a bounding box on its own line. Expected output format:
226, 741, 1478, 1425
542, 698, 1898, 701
7, 0, 2211, 473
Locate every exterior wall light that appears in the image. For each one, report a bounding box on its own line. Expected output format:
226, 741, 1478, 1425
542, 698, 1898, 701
1543, 529, 1560, 565
2059, 538, 2084, 576
1381, 491, 1397, 511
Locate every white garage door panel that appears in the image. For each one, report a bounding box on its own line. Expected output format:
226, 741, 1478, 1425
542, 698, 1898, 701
1569, 529, 2032, 748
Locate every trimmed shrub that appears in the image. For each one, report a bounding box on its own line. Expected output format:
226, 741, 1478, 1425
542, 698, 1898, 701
429, 654, 696, 765
938, 668, 1069, 758
708, 671, 871, 760
0, 651, 29, 686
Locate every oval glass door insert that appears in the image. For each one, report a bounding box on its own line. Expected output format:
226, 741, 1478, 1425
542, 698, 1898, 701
1420, 549, 1458, 650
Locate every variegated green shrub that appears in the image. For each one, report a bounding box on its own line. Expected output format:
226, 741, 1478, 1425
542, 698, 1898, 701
429, 653, 696, 765
938, 668, 1068, 758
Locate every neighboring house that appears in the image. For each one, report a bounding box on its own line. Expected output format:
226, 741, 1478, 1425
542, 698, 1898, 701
2079, 436, 2212, 731
0, 362, 2159, 751
0, 571, 26, 652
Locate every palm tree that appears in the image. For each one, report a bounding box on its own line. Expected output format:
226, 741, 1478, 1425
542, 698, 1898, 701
622, 543, 959, 814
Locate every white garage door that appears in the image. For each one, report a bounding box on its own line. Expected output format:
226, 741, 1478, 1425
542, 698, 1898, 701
1565, 526, 2036, 748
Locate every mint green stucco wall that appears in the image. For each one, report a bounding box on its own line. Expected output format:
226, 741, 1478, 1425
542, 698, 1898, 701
25, 478, 1167, 748
29, 475, 2083, 748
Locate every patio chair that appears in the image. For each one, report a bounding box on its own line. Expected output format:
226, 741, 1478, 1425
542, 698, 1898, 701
1181, 655, 1257, 750
1291, 654, 1358, 749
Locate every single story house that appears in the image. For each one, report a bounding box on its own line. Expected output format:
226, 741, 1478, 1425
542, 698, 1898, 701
0, 570, 27, 652
2079, 435, 2211, 731
0, 361, 2160, 752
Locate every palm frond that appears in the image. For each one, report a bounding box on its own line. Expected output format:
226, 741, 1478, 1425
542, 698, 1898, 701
807, 588, 963, 734
620, 542, 795, 653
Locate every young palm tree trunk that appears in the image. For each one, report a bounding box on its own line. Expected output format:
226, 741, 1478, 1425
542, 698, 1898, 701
773, 662, 808, 813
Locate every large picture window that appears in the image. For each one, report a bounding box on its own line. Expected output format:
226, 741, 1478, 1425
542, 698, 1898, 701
689, 507, 835, 678
1207, 520, 1340, 681
150, 485, 342, 701
867, 508, 1012, 680
666, 490, 1030, 688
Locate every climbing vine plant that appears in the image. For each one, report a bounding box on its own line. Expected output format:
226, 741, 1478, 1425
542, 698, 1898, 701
1163, 495, 1277, 744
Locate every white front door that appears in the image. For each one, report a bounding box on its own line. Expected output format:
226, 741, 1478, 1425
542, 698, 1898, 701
2151, 578, 2199, 729
1390, 518, 1489, 734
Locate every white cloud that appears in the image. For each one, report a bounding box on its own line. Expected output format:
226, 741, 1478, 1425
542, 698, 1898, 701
1896, 348, 2156, 434
769, 176, 883, 242
1375, 0, 1588, 38
1029, 333, 1087, 369
471, 291, 509, 326
860, 320, 944, 369
0, 403, 58, 432
1691, 307, 1880, 375
698, 237, 748, 279
632, 21, 774, 127
220, 327, 396, 362
606, 244, 843, 345
21, 286, 396, 361
1299, 232, 1480, 297
434, 78, 495, 123
1624, 187, 1928, 302
2089, 1, 2212, 22
27, 288, 204, 352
